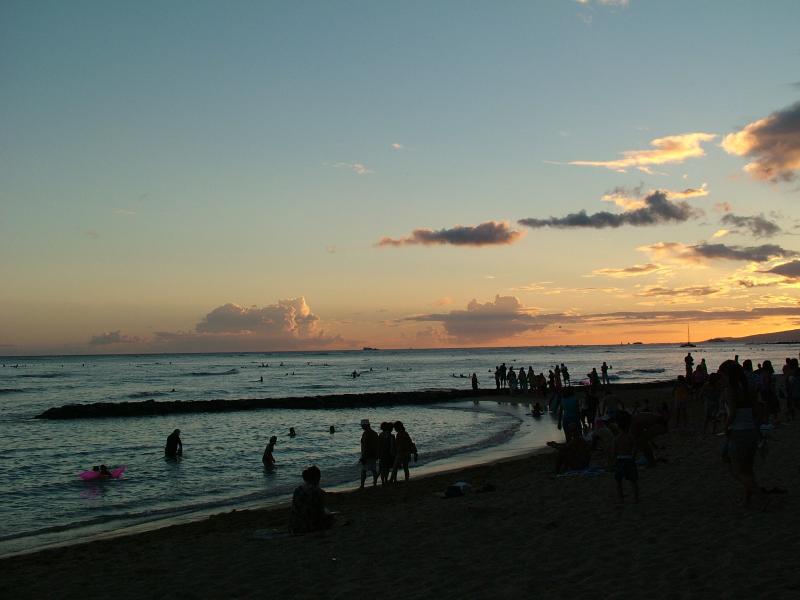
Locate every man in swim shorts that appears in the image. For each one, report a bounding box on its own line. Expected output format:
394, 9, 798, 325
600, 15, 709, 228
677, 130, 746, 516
359, 419, 379, 488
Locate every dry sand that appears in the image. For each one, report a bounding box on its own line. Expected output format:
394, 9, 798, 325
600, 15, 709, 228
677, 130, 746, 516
3, 385, 800, 599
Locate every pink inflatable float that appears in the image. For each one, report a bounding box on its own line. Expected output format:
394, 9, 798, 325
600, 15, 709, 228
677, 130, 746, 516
79, 466, 127, 481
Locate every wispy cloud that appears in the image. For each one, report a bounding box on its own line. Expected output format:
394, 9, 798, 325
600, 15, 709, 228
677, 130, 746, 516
566, 132, 716, 173
390, 143, 404, 150
712, 229, 730, 239
114, 209, 136, 216
720, 213, 782, 238
640, 241, 798, 264
635, 285, 720, 298
591, 263, 666, 278
721, 100, 800, 182
331, 162, 373, 175
402, 295, 800, 343
377, 221, 524, 247
764, 260, 800, 280
519, 191, 701, 229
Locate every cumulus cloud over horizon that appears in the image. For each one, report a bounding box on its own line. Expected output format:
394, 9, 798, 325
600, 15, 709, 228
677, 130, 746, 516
402, 296, 800, 343
567, 132, 716, 173
721, 100, 800, 182
519, 191, 701, 229
720, 213, 782, 238
88, 330, 142, 346
378, 221, 523, 247
641, 241, 797, 264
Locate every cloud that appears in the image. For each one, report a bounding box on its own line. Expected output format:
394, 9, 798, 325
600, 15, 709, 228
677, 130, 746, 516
591, 263, 665, 278
390, 143, 404, 150
434, 297, 453, 306
720, 213, 782, 238
713, 202, 732, 213
567, 133, 716, 173
89, 330, 142, 346
640, 241, 798, 264
378, 221, 524, 247
764, 260, 800, 279
331, 162, 373, 175
196, 298, 320, 336
402, 296, 800, 343
403, 295, 551, 343
602, 183, 708, 210
721, 100, 800, 182
518, 191, 701, 229
712, 229, 729, 239
635, 285, 720, 298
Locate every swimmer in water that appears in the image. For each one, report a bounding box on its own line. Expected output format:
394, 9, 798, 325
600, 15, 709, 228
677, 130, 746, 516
329, 425, 335, 434
165, 428, 183, 458
289, 427, 297, 437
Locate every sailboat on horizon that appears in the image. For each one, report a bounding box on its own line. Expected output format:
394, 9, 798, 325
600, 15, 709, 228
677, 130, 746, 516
680, 325, 696, 348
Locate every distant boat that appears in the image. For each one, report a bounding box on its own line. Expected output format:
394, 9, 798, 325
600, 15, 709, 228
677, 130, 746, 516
680, 325, 696, 348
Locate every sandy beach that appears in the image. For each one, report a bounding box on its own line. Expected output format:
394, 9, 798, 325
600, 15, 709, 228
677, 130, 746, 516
3, 384, 800, 599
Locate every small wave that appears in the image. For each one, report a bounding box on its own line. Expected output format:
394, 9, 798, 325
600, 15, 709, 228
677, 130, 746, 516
187, 369, 239, 377
15, 373, 69, 379
633, 368, 666, 374
0, 388, 26, 394
126, 391, 170, 399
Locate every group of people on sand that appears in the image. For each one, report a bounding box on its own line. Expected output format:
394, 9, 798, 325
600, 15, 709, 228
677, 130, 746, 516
545, 351, 800, 508
288, 419, 418, 534
358, 419, 418, 487
492, 362, 572, 395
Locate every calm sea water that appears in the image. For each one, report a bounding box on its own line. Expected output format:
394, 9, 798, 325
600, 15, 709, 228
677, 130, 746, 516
1, 344, 797, 555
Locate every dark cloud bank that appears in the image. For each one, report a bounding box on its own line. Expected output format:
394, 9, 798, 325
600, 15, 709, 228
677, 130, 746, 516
378, 221, 522, 247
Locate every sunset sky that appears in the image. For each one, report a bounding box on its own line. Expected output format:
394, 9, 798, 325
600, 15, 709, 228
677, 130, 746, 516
2, 0, 800, 354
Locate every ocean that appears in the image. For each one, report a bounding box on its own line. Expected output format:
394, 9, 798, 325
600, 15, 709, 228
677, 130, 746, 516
1, 343, 796, 556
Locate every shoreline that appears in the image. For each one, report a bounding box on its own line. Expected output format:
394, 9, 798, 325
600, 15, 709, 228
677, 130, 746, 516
35, 380, 674, 419
5, 382, 800, 598
3, 398, 557, 559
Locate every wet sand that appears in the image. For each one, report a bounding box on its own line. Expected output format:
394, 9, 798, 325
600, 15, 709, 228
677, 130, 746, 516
4, 383, 800, 599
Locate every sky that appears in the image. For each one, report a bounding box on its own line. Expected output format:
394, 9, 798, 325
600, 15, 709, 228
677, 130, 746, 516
2, 0, 800, 354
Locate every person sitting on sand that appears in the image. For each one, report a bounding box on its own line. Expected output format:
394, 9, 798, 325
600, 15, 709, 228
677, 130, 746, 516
532, 402, 542, 418
165, 429, 182, 458
391, 421, 417, 482
359, 419, 380, 488
289, 466, 335, 534
614, 411, 639, 503
547, 422, 590, 474
262, 436, 277, 470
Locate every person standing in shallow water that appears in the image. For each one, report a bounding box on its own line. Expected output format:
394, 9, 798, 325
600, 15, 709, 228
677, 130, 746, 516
359, 419, 380, 488
391, 421, 417, 482
471, 372, 479, 391
262, 435, 277, 470
378, 422, 395, 485
165, 429, 182, 458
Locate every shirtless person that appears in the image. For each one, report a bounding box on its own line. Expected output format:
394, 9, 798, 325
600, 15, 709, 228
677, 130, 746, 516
165, 429, 182, 458
614, 412, 639, 502
359, 419, 380, 488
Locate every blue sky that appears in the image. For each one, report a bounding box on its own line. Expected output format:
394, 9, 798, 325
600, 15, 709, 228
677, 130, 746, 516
2, 1, 799, 352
